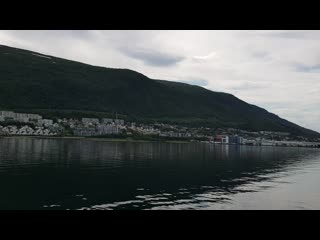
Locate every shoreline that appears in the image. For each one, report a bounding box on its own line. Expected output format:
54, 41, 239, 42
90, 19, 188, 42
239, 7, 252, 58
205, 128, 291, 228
0, 135, 190, 144
0, 135, 319, 148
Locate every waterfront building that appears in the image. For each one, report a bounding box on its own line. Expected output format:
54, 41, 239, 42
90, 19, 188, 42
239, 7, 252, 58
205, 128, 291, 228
228, 135, 243, 145
96, 124, 119, 135
73, 127, 97, 136
214, 135, 229, 144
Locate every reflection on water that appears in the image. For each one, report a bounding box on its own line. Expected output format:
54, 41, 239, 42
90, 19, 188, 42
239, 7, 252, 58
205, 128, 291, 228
0, 137, 320, 210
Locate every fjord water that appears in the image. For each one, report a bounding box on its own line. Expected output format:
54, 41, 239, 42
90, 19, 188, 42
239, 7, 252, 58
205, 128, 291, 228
0, 138, 320, 210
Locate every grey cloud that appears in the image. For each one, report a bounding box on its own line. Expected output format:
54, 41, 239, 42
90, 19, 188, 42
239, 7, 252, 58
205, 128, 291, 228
252, 51, 270, 59
256, 31, 311, 39
2, 30, 93, 41
180, 78, 209, 87
119, 47, 185, 67
192, 52, 217, 62
229, 82, 268, 91
266, 31, 308, 39
293, 63, 320, 73
256, 30, 320, 41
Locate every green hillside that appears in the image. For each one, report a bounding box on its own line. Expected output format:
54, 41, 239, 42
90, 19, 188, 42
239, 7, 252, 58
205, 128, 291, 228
0, 44, 319, 137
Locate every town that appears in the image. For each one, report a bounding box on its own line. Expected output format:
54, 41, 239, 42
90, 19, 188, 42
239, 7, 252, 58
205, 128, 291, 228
1, 110, 320, 148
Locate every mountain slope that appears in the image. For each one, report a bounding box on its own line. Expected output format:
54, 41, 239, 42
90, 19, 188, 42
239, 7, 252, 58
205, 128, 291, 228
0, 44, 319, 137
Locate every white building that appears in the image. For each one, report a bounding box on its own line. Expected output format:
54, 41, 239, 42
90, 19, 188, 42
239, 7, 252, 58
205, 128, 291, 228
73, 127, 97, 136
222, 136, 229, 144
15, 113, 30, 123
96, 124, 119, 135
0, 111, 15, 119
27, 113, 42, 120
0, 111, 42, 122
82, 118, 100, 125
114, 119, 125, 125
38, 119, 53, 127
102, 118, 113, 124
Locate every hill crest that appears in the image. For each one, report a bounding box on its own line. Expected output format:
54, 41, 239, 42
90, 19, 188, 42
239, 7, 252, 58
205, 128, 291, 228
0, 44, 318, 137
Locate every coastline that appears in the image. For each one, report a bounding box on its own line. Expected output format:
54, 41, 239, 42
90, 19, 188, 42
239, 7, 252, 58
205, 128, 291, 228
1, 135, 319, 148
0, 135, 190, 144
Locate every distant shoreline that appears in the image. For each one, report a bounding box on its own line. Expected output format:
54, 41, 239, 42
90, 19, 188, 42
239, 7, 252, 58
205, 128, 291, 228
0, 135, 319, 148
0, 135, 190, 144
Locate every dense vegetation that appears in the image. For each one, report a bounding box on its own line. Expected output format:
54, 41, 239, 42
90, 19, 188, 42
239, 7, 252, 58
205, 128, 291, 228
0, 44, 319, 137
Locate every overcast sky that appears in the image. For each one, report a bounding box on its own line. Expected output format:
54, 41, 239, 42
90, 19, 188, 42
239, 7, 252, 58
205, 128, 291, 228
0, 30, 319, 132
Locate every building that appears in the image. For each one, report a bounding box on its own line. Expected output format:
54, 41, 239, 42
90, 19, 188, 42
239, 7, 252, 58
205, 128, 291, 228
228, 135, 243, 145
0, 111, 15, 118
222, 136, 229, 144
214, 135, 229, 144
243, 139, 256, 145
96, 124, 119, 135
0, 111, 42, 122
82, 118, 100, 125
37, 119, 53, 127
27, 113, 42, 120
114, 119, 125, 125
0, 111, 15, 121
159, 131, 191, 138
73, 127, 97, 136
101, 118, 113, 124
15, 113, 30, 123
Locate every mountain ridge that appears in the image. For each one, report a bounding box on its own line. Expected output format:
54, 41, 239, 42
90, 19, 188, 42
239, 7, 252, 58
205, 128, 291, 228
0, 44, 319, 137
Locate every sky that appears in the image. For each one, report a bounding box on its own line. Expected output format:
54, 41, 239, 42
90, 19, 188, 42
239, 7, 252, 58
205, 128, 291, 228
0, 30, 319, 132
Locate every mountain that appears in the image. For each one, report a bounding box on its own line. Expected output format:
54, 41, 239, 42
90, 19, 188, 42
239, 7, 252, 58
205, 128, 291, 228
0, 44, 319, 137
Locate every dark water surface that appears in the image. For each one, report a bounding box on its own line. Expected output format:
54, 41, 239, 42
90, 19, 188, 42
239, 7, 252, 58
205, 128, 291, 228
0, 137, 320, 210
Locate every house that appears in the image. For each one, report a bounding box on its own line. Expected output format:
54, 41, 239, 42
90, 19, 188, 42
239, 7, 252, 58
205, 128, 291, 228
73, 127, 97, 136
37, 119, 53, 127
27, 113, 42, 120
96, 124, 119, 135
82, 118, 100, 125
101, 118, 113, 124
15, 113, 30, 123
0, 111, 15, 118
114, 119, 125, 125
